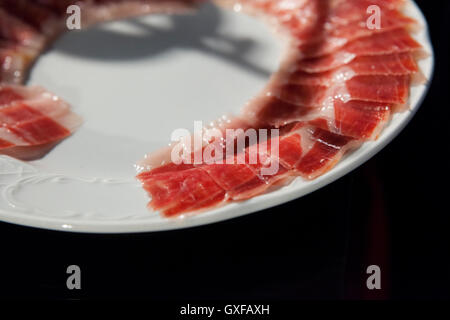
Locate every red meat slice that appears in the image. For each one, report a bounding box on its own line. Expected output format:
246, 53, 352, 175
0, 86, 82, 159
296, 127, 355, 179
141, 168, 226, 216
286, 53, 418, 86
0, 103, 70, 145
274, 75, 410, 107
292, 29, 422, 73
295, 10, 416, 57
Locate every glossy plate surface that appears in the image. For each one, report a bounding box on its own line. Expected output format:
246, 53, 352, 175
0, 1, 433, 233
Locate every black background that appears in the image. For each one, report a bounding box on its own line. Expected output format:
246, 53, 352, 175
0, 0, 449, 301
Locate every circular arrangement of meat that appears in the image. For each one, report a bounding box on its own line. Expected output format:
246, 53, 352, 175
0, 0, 426, 217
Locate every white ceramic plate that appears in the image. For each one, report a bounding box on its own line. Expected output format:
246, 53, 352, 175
0, 1, 433, 233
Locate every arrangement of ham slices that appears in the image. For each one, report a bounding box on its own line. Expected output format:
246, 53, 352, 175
137, 0, 427, 217
0, 0, 427, 219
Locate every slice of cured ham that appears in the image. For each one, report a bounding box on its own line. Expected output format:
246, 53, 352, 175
0, 85, 82, 160
270, 75, 411, 108
293, 9, 416, 58
294, 126, 357, 180
284, 29, 422, 73
308, 100, 392, 140
282, 53, 418, 86
242, 95, 392, 140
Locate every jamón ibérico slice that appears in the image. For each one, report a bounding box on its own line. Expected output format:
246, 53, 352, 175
0, 103, 69, 148
278, 133, 303, 169
295, 10, 416, 57
285, 53, 418, 86
295, 127, 355, 179
332, 100, 391, 140
307, 100, 392, 140
141, 168, 225, 216
274, 75, 410, 107
0, 85, 82, 159
291, 29, 422, 73
199, 160, 257, 191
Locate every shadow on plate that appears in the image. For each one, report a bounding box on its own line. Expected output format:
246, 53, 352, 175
52, 2, 271, 77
